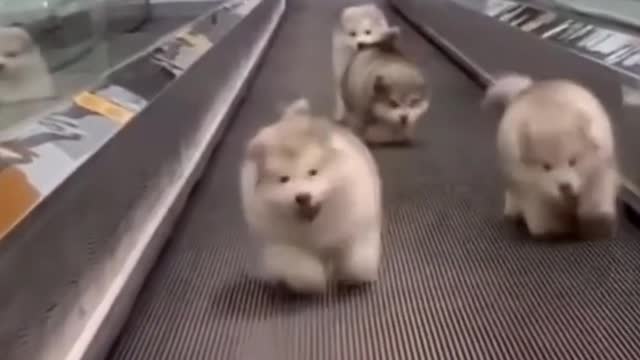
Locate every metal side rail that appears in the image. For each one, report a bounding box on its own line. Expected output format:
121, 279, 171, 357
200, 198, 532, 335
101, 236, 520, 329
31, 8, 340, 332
109, 0, 640, 359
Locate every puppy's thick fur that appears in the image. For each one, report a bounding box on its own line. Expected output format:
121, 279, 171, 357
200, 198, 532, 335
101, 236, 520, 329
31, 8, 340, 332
486, 73, 619, 239
240, 98, 383, 293
332, 4, 390, 121
341, 28, 429, 145
0, 27, 54, 104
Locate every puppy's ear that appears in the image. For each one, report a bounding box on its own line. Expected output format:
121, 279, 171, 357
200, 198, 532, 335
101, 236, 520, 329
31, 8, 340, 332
284, 98, 311, 116
373, 75, 388, 96
385, 26, 401, 39
578, 119, 600, 152
279, 98, 315, 131
308, 116, 333, 144
340, 6, 356, 24
376, 26, 400, 50
7, 27, 34, 53
246, 129, 271, 164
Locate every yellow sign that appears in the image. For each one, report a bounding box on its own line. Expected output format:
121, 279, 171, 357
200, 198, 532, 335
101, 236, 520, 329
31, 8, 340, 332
73, 92, 135, 125
177, 32, 212, 50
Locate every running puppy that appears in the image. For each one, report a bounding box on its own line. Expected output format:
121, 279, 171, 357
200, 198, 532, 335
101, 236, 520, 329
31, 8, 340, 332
0, 26, 54, 104
240, 98, 383, 294
485, 73, 619, 240
341, 27, 429, 145
332, 4, 391, 121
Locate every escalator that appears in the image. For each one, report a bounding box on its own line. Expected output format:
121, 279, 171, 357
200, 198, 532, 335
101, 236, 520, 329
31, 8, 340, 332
107, 1, 640, 359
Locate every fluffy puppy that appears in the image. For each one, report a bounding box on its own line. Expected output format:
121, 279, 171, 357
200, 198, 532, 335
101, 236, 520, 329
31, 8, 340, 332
341, 27, 429, 145
240, 98, 383, 293
332, 4, 391, 121
485, 73, 619, 240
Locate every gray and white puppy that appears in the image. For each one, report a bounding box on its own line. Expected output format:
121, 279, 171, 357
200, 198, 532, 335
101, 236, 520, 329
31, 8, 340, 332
332, 4, 391, 121
341, 27, 429, 146
0, 27, 54, 104
485, 73, 619, 240
240, 98, 383, 294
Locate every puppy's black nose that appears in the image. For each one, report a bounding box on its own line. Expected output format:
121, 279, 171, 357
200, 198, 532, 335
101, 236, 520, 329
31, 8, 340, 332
356, 42, 365, 50
399, 115, 408, 126
559, 182, 574, 196
295, 193, 312, 206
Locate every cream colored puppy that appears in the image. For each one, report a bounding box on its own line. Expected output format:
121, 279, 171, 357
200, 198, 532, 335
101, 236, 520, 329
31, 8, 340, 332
332, 4, 391, 121
341, 27, 429, 146
240, 98, 383, 293
485, 73, 619, 239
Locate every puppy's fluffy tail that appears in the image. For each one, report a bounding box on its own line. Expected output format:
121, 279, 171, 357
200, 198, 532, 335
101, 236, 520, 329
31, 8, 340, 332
483, 73, 533, 109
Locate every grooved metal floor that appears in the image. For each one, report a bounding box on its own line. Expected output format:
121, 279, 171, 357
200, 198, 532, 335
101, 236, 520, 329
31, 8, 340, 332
108, 1, 640, 359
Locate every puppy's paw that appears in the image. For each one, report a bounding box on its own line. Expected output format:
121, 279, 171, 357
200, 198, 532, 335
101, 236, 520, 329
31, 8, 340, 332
263, 245, 328, 294
524, 213, 573, 240
579, 211, 616, 240
391, 132, 416, 147
363, 124, 396, 145
503, 191, 521, 220
337, 230, 381, 285
400, 126, 418, 145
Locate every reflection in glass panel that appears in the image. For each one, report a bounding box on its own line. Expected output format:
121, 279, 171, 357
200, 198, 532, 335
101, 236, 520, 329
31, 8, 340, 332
0, 0, 204, 131
0, 0, 109, 130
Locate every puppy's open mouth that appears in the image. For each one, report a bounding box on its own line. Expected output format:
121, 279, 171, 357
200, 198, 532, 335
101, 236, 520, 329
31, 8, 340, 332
561, 192, 579, 209
297, 204, 321, 222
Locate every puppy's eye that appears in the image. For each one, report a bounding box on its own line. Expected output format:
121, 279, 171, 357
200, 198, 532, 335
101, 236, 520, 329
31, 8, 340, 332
365, 29, 371, 35
279, 176, 290, 183
542, 163, 553, 172
349, 31, 357, 37
409, 97, 422, 107
308, 169, 318, 177
388, 100, 400, 109
568, 157, 577, 167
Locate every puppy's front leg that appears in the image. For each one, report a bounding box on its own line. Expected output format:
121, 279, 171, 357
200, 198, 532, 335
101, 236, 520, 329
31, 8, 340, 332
336, 223, 381, 284
262, 243, 328, 294
401, 125, 417, 145
504, 188, 522, 220
522, 196, 572, 238
363, 123, 397, 145
578, 166, 618, 239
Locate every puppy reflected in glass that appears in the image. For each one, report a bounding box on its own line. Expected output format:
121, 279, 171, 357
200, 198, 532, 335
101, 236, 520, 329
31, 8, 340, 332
0, 26, 54, 104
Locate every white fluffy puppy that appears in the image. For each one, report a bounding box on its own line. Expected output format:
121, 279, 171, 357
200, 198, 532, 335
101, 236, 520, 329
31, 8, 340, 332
485, 73, 619, 239
0, 26, 54, 104
240, 98, 383, 293
332, 3, 390, 121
